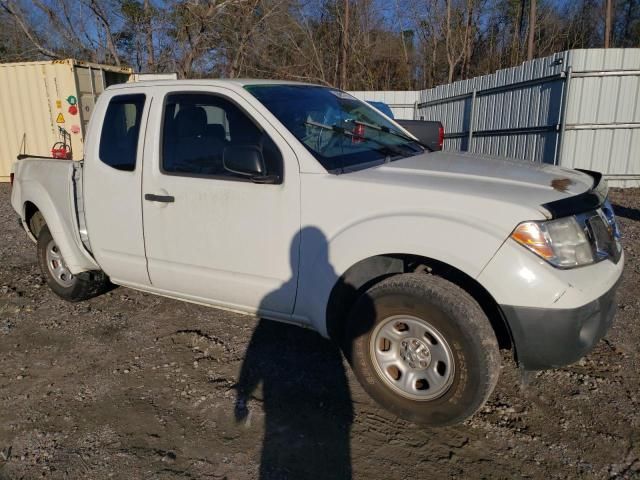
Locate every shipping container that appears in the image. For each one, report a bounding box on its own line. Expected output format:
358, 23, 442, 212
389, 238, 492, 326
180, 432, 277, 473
0, 59, 133, 181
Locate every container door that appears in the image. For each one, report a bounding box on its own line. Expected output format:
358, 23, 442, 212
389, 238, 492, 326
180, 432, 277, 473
79, 95, 95, 135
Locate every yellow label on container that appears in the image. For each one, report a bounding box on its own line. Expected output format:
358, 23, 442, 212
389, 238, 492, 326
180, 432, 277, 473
56, 113, 65, 123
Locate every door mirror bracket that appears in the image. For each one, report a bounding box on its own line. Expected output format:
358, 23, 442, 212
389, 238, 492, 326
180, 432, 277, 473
249, 174, 279, 184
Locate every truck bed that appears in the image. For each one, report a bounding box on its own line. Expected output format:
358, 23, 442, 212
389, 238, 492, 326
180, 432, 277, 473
10, 157, 98, 273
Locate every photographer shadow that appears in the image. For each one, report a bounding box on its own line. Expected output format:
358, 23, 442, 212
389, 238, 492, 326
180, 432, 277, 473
234, 226, 375, 480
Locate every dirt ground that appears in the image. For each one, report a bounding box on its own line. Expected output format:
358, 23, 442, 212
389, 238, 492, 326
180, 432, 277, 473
0, 183, 639, 480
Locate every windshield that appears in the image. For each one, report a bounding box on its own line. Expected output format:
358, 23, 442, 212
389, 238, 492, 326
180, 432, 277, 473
244, 84, 425, 173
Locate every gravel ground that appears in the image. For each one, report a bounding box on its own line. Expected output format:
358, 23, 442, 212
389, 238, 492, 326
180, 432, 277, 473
0, 183, 639, 480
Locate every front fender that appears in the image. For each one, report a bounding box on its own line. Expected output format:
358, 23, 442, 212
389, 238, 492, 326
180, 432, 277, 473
293, 213, 507, 336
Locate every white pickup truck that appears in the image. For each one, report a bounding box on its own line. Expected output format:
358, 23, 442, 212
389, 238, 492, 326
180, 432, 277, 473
10, 80, 624, 426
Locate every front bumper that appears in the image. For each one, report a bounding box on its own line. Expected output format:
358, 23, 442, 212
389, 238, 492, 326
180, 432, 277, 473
501, 278, 620, 370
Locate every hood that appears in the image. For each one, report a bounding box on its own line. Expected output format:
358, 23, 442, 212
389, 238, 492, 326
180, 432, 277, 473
346, 151, 595, 219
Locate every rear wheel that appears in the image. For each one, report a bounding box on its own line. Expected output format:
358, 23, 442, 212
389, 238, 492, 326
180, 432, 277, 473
344, 273, 500, 426
37, 226, 110, 302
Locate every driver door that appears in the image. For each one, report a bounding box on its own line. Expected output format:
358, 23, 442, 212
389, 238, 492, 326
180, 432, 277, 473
141, 87, 301, 316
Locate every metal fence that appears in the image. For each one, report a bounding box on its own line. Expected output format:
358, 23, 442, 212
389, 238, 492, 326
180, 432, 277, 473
418, 54, 566, 163
351, 49, 640, 187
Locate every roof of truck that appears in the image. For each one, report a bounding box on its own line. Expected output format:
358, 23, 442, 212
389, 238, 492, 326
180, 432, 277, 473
110, 78, 323, 90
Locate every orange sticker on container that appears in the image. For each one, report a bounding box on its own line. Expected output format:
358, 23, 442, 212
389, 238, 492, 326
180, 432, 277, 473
56, 113, 65, 123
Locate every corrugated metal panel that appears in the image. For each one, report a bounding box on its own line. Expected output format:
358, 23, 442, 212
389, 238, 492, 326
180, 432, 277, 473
560, 49, 640, 186
416, 53, 567, 163
413, 48, 640, 186
561, 128, 640, 187
419, 52, 568, 105
0, 59, 132, 181
567, 48, 640, 71
348, 90, 420, 119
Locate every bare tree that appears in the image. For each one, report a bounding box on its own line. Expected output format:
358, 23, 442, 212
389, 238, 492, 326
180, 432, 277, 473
1, 0, 124, 64
444, 0, 474, 83
144, 0, 154, 70
340, 0, 349, 89
169, 0, 247, 78
0, 1, 61, 58
1, 0, 636, 89
85, 0, 121, 65
527, 0, 536, 60
604, 0, 613, 47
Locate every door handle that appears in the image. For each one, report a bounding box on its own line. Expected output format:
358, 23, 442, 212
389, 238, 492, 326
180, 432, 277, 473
145, 193, 175, 203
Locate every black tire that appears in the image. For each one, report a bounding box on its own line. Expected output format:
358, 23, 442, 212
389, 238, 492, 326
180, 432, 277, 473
344, 273, 500, 427
37, 225, 111, 302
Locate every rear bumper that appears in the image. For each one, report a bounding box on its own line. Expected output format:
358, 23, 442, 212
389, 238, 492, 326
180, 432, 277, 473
501, 279, 620, 370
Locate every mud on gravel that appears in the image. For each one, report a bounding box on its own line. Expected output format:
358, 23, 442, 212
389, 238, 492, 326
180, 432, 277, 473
0, 183, 639, 479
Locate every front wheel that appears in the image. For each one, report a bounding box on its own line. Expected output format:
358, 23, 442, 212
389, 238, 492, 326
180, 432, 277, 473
344, 273, 500, 426
37, 226, 110, 302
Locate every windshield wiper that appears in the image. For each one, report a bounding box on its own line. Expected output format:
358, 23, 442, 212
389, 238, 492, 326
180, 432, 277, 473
352, 120, 429, 151
303, 120, 409, 159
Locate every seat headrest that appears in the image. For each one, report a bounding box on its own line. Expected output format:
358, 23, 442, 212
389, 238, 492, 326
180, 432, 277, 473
175, 105, 207, 138
207, 124, 226, 141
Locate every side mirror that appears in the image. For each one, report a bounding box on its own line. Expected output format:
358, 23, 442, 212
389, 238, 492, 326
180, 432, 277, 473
223, 145, 280, 184
223, 145, 266, 177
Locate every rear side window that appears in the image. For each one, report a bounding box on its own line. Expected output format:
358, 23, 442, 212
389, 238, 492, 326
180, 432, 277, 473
99, 94, 145, 171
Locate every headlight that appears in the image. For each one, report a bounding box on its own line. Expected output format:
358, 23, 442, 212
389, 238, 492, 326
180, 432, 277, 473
511, 216, 595, 268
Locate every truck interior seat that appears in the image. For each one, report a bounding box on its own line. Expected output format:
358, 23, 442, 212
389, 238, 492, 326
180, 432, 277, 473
166, 106, 224, 174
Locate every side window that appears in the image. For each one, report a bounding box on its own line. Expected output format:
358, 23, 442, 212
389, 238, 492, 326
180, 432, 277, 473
162, 93, 282, 180
99, 94, 145, 171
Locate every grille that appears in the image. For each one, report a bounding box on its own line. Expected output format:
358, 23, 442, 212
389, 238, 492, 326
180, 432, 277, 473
578, 200, 622, 263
